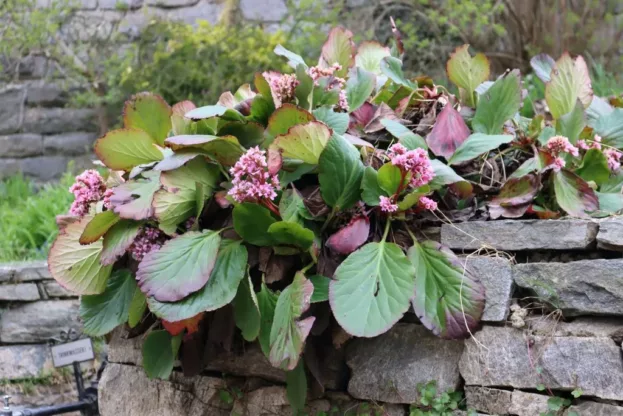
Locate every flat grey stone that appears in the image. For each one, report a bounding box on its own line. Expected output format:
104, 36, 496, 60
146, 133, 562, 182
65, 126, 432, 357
20, 156, 68, 181
508, 390, 550, 416
99, 0, 143, 9
514, 259, 623, 317
459, 326, 623, 400
0, 300, 81, 343
0, 158, 20, 179
346, 323, 464, 404
98, 363, 231, 416
0, 134, 43, 157
240, 0, 287, 22
530, 317, 623, 343
464, 386, 512, 414
42, 281, 75, 298
0, 381, 78, 409
43, 132, 97, 155
0, 283, 40, 301
565, 401, 623, 415
25, 81, 66, 106
0, 84, 26, 134
463, 256, 513, 322
441, 220, 598, 251
0, 261, 51, 282
18, 56, 50, 79
22, 108, 96, 134
0, 344, 53, 380
597, 219, 623, 250
145, 0, 197, 7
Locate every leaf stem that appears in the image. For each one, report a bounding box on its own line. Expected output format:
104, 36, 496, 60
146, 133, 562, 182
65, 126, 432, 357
217, 162, 231, 181
300, 262, 315, 274
382, 219, 391, 241
320, 208, 336, 233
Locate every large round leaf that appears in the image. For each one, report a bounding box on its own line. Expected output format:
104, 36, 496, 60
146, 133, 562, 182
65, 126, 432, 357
80, 269, 136, 336
546, 54, 593, 119
269, 272, 315, 370
100, 220, 141, 266
79, 210, 120, 245
320, 27, 354, 78
164, 135, 243, 166
274, 121, 332, 165
142, 330, 180, 380
472, 69, 521, 135
553, 168, 599, 218
48, 214, 113, 295
329, 241, 415, 337
233, 203, 277, 246
137, 230, 221, 302
233, 274, 261, 342
123, 92, 172, 146
266, 104, 315, 143
108, 170, 161, 220
267, 221, 314, 250
408, 241, 485, 339
448, 133, 514, 165
148, 240, 247, 322
94, 128, 164, 171
345, 67, 376, 112
446, 44, 490, 105
318, 133, 364, 210
355, 41, 390, 75
426, 104, 470, 158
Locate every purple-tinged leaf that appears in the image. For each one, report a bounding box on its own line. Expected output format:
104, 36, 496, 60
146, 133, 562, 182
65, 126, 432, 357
137, 230, 221, 302
553, 168, 599, 218
153, 150, 204, 171
267, 146, 283, 175
273, 121, 332, 165
266, 103, 315, 143
164, 134, 243, 166
408, 241, 485, 339
546, 53, 594, 119
364, 103, 399, 133
326, 216, 370, 254
349, 102, 376, 131
319, 27, 354, 78
184, 105, 245, 122
489, 174, 541, 216
530, 53, 556, 83
109, 171, 161, 220
171, 100, 196, 136
269, 272, 315, 370
123, 92, 172, 146
100, 220, 141, 266
426, 104, 470, 158
343, 133, 373, 148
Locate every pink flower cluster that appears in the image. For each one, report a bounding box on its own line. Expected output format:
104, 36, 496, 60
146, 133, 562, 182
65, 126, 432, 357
379, 196, 398, 213
604, 148, 623, 171
577, 134, 602, 151
307, 63, 349, 112
263, 71, 299, 107
387, 143, 435, 188
128, 227, 165, 261
228, 147, 280, 203
103, 188, 114, 211
308, 63, 342, 83
546, 136, 579, 157
418, 196, 438, 211
69, 170, 107, 217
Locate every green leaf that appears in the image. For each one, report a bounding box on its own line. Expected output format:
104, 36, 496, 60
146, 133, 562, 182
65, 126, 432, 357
48, 213, 113, 295
556, 100, 585, 144
380, 56, 416, 89
108, 170, 161, 220
280, 163, 316, 187
355, 41, 391, 75
596, 191, 623, 215
233, 274, 261, 342
346, 67, 376, 112
377, 163, 403, 195
429, 160, 466, 187
268, 221, 315, 250
601, 170, 623, 193
309, 275, 330, 303
185, 105, 245, 122
408, 241, 485, 339
448, 133, 514, 165
320, 27, 354, 78
79, 210, 120, 245
489, 174, 540, 218
472, 70, 521, 134
381, 119, 427, 150
279, 188, 310, 224
148, 240, 247, 322
80, 269, 136, 336
537, 126, 556, 146
142, 330, 177, 380
165, 135, 243, 166
128, 287, 147, 328
233, 203, 277, 246
123, 92, 172, 146
286, 361, 307, 412
553, 168, 599, 218
274, 121, 332, 164
397, 186, 430, 211
95, 129, 164, 171
269, 272, 315, 370
257, 281, 279, 357
295, 64, 314, 110
250, 94, 274, 125
530, 53, 555, 83
100, 220, 141, 266
137, 230, 221, 302
446, 44, 490, 106
153, 157, 220, 235
318, 134, 365, 210
312, 78, 340, 107
274, 44, 307, 69
218, 121, 264, 148
592, 108, 623, 148
266, 104, 315, 143
361, 166, 385, 206
576, 148, 610, 185
330, 241, 415, 337
313, 106, 349, 135
546, 54, 593, 119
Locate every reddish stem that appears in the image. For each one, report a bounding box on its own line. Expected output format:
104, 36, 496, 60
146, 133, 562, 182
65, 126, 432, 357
262, 199, 281, 218
392, 170, 408, 202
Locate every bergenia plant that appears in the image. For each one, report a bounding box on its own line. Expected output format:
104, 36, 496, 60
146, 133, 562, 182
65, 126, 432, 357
48, 25, 623, 410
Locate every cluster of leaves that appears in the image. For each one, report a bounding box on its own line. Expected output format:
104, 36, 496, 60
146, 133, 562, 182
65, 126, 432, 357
409, 381, 469, 416
48, 24, 623, 411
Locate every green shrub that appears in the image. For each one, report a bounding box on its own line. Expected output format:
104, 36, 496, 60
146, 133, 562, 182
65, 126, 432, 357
0, 173, 73, 262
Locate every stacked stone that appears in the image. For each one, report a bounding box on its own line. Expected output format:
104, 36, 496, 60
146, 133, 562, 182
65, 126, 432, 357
0, 261, 85, 408
99, 219, 623, 415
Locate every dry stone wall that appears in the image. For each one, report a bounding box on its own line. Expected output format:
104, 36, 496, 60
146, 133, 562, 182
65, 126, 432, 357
98, 219, 623, 416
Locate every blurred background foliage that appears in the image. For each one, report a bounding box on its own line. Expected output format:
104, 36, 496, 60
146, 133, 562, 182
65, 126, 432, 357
1, 0, 623, 261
